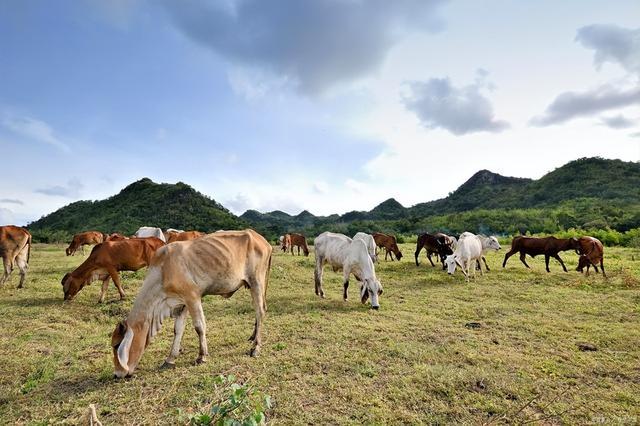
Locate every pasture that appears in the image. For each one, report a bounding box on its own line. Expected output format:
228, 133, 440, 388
1, 243, 639, 424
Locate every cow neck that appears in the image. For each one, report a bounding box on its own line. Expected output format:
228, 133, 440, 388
126, 269, 175, 344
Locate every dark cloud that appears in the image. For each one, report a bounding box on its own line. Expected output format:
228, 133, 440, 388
0, 198, 24, 205
162, 0, 445, 94
576, 24, 640, 75
530, 85, 640, 126
600, 114, 635, 129
403, 76, 509, 135
35, 178, 84, 198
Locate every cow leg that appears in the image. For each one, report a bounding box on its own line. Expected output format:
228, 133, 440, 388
15, 249, 29, 289
108, 267, 126, 300
553, 255, 568, 272
163, 306, 188, 367
427, 252, 436, 267
545, 255, 551, 272
0, 256, 11, 286
502, 249, 517, 267
187, 299, 209, 363
600, 259, 606, 278
247, 277, 266, 357
519, 252, 531, 269
342, 267, 351, 301
482, 256, 490, 271
98, 276, 111, 303
314, 258, 325, 298
414, 244, 422, 267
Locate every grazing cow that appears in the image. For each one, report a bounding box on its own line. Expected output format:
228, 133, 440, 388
0, 226, 31, 288
66, 231, 106, 256
134, 226, 166, 243
415, 232, 454, 269
576, 236, 605, 277
281, 234, 291, 252
372, 232, 403, 261
475, 235, 502, 271
314, 232, 383, 309
106, 233, 128, 241
445, 232, 483, 282
353, 232, 377, 263
111, 230, 272, 378
167, 230, 204, 244
61, 237, 165, 303
502, 236, 579, 272
286, 233, 310, 256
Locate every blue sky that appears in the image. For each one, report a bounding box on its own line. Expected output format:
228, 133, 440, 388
1, 0, 639, 225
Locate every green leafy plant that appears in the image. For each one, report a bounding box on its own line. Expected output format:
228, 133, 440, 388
189, 375, 272, 426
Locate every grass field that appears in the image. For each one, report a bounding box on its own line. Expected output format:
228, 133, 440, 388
1, 242, 639, 424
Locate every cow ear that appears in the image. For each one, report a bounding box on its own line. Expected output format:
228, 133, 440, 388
117, 325, 134, 371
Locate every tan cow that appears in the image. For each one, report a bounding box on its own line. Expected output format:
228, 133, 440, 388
111, 229, 272, 378
0, 226, 31, 288
167, 230, 204, 244
372, 232, 403, 261
66, 231, 106, 256
62, 237, 165, 303
106, 233, 128, 242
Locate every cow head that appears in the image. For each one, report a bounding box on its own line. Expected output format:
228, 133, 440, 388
360, 278, 383, 310
65, 247, 73, 256
445, 254, 462, 275
61, 272, 84, 301
486, 236, 502, 251
112, 320, 148, 378
576, 255, 590, 273
392, 244, 403, 260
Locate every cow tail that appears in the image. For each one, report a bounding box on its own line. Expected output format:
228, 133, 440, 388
26, 232, 32, 264
262, 251, 272, 313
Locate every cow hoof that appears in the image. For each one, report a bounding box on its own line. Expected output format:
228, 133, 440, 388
195, 356, 208, 364
249, 347, 261, 357
97, 300, 104, 304
160, 361, 176, 370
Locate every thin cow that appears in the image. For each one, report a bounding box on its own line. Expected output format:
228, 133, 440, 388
372, 232, 402, 261
111, 230, 272, 378
314, 232, 383, 309
502, 236, 579, 272
353, 232, 377, 263
445, 232, 484, 282
62, 237, 165, 303
167, 230, 204, 244
576, 236, 605, 277
0, 225, 31, 288
285, 233, 310, 256
415, 232, 454, 269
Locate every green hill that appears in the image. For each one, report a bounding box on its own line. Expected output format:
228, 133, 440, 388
28, 178, 245, 241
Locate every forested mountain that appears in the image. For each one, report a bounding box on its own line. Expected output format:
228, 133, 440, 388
27, 157, 640, 243
28, 178, 245, 241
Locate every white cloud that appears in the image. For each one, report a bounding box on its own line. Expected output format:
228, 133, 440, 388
1, 112, 70, 151
35, 177, 84, 198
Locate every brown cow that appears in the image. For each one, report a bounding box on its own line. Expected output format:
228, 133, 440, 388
286, 233, 309, 256
61, 237, 165, 303
372, 232, 403, 261
576, 236, 605, 277
66, 231, 106, 256
0, 226, 31, 288
167, 230, 204, 244
106, 233, 128, 241
502, 236, 579, 272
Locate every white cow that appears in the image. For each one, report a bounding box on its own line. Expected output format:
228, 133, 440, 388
353, 232, 377, 263
477, 235, 502, 271
134, 226, 167, 243
445, 232, 483, 281
314, 232, 383, 309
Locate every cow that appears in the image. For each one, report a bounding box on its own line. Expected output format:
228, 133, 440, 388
576, 236, 605, 277
106, 233, 128, 241
415, 232, 454, 269
0, 226, 31, 288
61, 237, 165, 303
164, 228, 185, 242
281, 234, 291, 252
502, 236, 579, 272
476, 235, 502, 271
134, 226, 166, 243
167, 230, 204, 244
66, 231, 106, 256
314, 232, 383, 309
445, 232, 484, 282
286, 233, 310, 256
111, 230, 272, 378
372, 232, 403, 261
353, 232, 377, 263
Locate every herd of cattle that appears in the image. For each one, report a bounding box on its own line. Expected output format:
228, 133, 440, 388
0, 224, 605, 377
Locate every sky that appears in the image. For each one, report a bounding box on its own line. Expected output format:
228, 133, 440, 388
1, 0, 639, 225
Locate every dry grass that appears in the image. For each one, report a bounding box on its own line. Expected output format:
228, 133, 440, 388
1, 243, 639, 424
